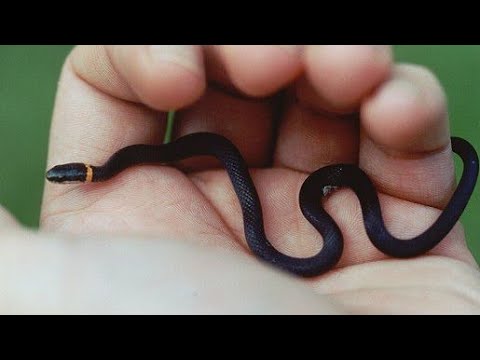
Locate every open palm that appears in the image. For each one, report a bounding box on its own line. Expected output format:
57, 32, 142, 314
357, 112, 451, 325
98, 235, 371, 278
30, 45, 480, 314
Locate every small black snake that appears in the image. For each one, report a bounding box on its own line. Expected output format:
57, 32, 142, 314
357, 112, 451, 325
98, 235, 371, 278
46, 133, 479, 277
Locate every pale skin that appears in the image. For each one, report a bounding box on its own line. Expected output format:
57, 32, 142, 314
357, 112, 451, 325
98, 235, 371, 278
1, 45, 480, 314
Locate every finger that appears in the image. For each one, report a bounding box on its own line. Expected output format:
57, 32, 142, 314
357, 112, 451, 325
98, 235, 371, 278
42, 47, 173, 225
0, 232, 343, 314
335, 63, 470, 267
360, 64, 453, 208
274, 45, 393, 172
173, 87, 277, 171
43, 57, 165, 186
171, 45, 304, 171
71, 45, 206, 110
329, 63, 473, 268
303, 45, 392, 113
218, 45, 304, 97
273, 100, 360, 172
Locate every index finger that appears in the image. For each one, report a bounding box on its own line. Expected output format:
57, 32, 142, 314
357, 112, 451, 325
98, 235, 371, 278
41, 45, 207, 226
44, 45, 208, 167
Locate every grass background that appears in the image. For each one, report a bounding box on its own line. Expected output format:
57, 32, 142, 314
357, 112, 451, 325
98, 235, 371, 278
0, 45, 479, 262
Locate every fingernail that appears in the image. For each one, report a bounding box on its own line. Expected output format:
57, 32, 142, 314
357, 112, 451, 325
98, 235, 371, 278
370, 45, 392, 58
377, 78, 422, 108
277, 45, 303, 56
149, 45, 203, 74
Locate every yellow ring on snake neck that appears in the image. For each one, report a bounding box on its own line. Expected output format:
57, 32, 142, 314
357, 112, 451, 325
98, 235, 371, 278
85, 164, 93, 182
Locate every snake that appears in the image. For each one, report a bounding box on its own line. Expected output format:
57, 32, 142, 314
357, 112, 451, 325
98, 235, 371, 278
45, 133, 479, 277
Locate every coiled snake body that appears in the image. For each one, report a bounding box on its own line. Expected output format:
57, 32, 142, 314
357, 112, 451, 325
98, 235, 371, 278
46, 133, 479, 277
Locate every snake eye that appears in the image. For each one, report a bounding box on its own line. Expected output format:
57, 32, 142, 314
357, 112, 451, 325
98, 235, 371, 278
46, 163, 88, 183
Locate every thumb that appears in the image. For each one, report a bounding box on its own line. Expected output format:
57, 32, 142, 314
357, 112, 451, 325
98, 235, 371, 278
0, 232, 344, 314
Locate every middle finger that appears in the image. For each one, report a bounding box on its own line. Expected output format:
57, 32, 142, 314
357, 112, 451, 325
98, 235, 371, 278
171, 45, 305, 171
274, 45, 393, 172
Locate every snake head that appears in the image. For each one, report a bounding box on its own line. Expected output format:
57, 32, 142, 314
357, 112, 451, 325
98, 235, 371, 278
46, 163, 92, 183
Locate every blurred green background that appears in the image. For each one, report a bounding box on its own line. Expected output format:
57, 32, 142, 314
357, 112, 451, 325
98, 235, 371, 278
0, 45, 479, 262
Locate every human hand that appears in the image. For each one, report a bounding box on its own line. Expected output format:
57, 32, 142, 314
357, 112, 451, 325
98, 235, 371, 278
3, 45, 480, 314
